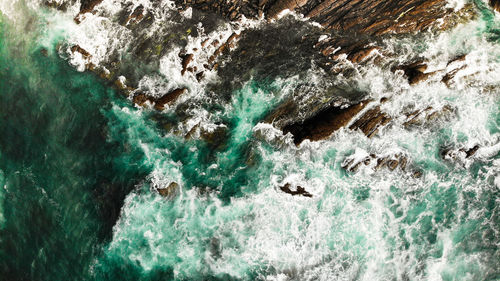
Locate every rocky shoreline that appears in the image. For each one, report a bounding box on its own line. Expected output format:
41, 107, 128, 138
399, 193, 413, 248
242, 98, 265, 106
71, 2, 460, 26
43, 0, 498, 187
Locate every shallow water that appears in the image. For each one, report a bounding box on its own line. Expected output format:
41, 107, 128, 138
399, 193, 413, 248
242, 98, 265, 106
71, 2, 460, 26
0, 0, 499, 280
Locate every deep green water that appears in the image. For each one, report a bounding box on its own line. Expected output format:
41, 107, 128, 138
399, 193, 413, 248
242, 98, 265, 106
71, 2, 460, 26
1, 1, 500, 281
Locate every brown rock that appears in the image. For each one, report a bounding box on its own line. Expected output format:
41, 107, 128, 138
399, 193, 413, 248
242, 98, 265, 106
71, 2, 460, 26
490, 0, 500, 12
154, 88, 188, 110
180, 53, 194, 75
465, 145, 480, 158
282, 100, 372, 145
79, 0, 104, 14
71, 45, 91, 58
126, 5, 145, 24
349, 106, 391, 138
157, 182, 179, 199
386, 159, 399, 170
132, 88, 187, 110
347, 46, 378, 63
268, 0, 309, 19
394, 61, 435, 85
132, 92, 151, 106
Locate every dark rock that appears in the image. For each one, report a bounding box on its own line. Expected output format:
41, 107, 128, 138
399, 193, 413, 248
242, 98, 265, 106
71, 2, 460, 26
44, 0, 69, 11
347, 46, 379, 63
279, 183, 313, 197
79, 0, 104, 14
393, 61, 435, 85
71, 45, 91, 58
413, 170, 423, 178
349, 105, 391, 138
403, 105, 454, 128
441, 144, 480, 161
465, 145, 479, 158
154, 88, 188, 110
343, 153, 412, 174
386, 159, 399, 170
132, 88, 188, 110
491, 0, 500, 12
282, 100, 371, 145
267, 0, 309, 19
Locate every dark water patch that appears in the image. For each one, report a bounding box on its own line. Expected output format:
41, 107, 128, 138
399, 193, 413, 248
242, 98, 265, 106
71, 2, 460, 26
0, 21, 150, 280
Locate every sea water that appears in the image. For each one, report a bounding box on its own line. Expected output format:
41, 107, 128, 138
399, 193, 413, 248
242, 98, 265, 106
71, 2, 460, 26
0, 0, 499, 280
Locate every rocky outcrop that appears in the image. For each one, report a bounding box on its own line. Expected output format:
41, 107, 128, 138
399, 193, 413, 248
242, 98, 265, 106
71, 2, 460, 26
133, 88, 188, 110
282, 100, 371, 145
491, 0, 500, 12
403, 105, 454, 128
342, 152, 423, 178
348, 105, 392, 138
441, 145, 480, 161
267, 0, 309, 19
175, 0, 461, 36
79, 0, 104, 14
343, 153, 409, 173
156, 182, 179, 199
45, 0, 478, 150
279, 183, 312, 197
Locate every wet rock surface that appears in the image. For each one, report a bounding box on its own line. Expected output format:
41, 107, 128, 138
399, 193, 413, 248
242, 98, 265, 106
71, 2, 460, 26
44, 0, 479, 149
279, 183, 313, 197
156, 182, 180, 199
282, 100, 371, 145
133, 88, 188, 110
491, 0, 500, 12
342, 152, 424, 178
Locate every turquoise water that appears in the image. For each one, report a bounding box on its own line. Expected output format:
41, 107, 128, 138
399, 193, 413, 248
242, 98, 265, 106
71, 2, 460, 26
1, 1, 500, 280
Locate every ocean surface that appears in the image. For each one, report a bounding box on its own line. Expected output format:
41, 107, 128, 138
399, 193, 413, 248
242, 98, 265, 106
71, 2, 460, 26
0, 0, 499, 280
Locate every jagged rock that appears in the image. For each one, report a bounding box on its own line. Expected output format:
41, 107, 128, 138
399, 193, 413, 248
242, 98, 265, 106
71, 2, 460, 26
347, 46, 379, 63
441, 144, 480, 161
154, 88, 188, 110
79, 0, 104, 14
71, 45, 91, 58
393, 61, 436, 85
44, 0, 69, 11
180, 53, 194, 75
267, 0, 309, 19
403, 105, 454, 128
349, 105, 391, 138
279, 183, 312, 197
156, 182, 179, 199
490, 0, 500, 12
342, 153, 411, 174
127, 5, 145, 24
132, 88, 188, 110
441, 54, 467, 86
282, 100, 372, 145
